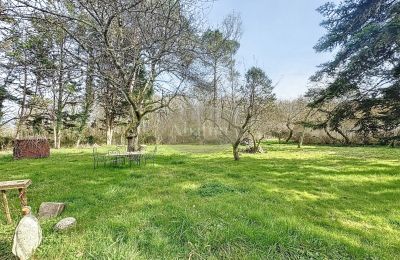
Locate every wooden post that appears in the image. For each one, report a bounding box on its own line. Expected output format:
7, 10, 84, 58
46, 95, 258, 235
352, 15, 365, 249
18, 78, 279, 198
1, 190, 12, 224
18, 188, 28, 207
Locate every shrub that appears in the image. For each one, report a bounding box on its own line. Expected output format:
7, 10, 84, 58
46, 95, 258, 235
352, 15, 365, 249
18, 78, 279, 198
0, 136, 13, 150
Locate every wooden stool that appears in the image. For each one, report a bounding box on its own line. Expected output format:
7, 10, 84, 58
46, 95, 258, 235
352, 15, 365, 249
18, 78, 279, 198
0, 179, 32, 224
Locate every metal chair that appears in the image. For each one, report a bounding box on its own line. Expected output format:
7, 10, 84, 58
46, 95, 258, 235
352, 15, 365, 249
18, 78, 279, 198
127, 153, 141, 167
93, 147, 106, 169
108, 149, 124, 166
144, 146, 157, 166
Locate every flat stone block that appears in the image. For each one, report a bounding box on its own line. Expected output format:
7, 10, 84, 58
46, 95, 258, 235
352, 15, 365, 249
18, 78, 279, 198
38, 202, 65, 219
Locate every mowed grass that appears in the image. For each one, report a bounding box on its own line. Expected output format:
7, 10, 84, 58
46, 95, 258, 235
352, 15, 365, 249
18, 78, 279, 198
0, 143, 399, 259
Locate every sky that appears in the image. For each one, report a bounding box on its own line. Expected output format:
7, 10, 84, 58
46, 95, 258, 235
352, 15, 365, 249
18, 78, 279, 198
207, 0, 335, 99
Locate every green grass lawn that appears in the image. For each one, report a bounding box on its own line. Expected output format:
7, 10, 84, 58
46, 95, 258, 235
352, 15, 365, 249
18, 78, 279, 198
0, 143, 399, 259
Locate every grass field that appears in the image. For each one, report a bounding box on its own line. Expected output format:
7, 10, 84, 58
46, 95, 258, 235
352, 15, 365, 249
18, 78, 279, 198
0, 143, 399, 259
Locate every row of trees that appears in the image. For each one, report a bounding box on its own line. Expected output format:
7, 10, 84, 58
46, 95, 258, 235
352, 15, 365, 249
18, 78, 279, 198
1, 0, 398, 160
0, 0, 278, 159
1, 0, 201, 151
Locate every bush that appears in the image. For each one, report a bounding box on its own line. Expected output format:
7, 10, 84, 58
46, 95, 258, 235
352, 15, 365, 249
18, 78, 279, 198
86, 135, 95, 145
241, 145, 264, 153
293, 131, 336, 145
240, 137, 251, 146
0, 136, 13, 150
143, 134, 157, 144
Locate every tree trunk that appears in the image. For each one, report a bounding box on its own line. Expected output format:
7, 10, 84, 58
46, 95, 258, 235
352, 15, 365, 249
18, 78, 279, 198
298, 130, 305, 148
75, 53, 94, 148
15, 63, 28, 139
54, 98, 63, 149
256, 138, 264, 152
298, 109, 312, 148
249, 131, 264, 153
120, 131, 124, 145
75, 132, 84, 148
324, 125, 340, 143
335, 127, 350, 144
127, 134, 139, 152
212, 64, 217, 127
249, 132, 257, 153
285, 123, 293, 143
54, 38, 65, 149
252, 136, 257, 152
54, 128, 61, 149
233, 144, 240, 161
126, 121, 141, 152
106, 124, 114, 145
53, 125, 57, 148
127, 136, 133, 151
75, 137, 81, 147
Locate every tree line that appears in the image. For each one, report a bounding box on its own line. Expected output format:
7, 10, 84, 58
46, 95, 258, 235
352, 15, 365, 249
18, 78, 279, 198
0, 0, 398, 160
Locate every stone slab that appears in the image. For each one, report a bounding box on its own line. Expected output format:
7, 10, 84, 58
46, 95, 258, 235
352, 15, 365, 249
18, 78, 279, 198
38, 202, 65, 219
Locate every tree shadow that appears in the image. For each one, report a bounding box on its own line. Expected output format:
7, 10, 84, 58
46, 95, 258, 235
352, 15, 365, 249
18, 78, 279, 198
0, 145, 399, 258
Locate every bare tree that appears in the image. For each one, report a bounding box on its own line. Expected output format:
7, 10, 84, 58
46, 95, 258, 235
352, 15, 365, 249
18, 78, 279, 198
97, 78, 129, 145
75, 50, 95, 147
276, 98, 307, 143
246, 101, 276, 152
9, 0, 204, 151
212, 66, 275, 160
199, 13, 241, 126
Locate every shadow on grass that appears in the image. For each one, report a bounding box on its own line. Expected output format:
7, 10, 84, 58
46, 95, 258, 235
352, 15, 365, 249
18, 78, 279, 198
0, 144, 399, 259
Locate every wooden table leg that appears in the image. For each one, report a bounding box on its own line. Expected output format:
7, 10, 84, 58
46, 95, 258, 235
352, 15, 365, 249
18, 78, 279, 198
18, 188, 28, 207
1, 190, 12, 224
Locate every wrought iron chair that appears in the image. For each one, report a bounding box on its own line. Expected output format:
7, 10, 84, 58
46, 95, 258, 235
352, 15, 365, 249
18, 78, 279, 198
93, 147, 107, 169
127, 145, 147, 167
127, 153, 141, 167
108, 148, 124, 166
144, 145, 157, 166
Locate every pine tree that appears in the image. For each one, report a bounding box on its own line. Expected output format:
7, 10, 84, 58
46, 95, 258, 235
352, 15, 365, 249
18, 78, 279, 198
309, 0, 400, 144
